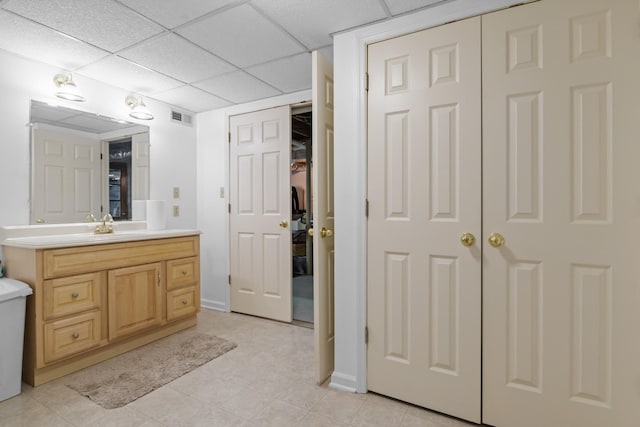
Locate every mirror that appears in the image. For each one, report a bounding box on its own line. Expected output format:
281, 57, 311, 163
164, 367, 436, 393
29, 100, 150, 224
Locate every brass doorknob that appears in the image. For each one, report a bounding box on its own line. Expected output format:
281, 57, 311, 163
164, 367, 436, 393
279, 220, 288, 228
488, 233, 505, 248
320, 227, 334, 238
308, 228, 314, 237
460, 232, 476, 247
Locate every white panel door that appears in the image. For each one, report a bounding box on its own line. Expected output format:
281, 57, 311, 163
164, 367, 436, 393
483, 0, 640, 425
32, 127, 101, 224
312, 51, 335, 384
367, 17, 482, 423
229, 106, 292, 322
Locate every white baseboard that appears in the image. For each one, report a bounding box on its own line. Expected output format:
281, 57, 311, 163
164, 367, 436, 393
200, 298, 228, 312
330, 371, 359, 393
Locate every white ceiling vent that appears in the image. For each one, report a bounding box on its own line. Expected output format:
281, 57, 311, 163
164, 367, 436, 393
171, 110, 193, 126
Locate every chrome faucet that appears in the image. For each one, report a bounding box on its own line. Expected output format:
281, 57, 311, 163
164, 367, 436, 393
95, 214, 114, 234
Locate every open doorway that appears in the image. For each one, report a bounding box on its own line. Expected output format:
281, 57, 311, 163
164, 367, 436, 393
291, 105, 313, 327
107, 138, 132, 220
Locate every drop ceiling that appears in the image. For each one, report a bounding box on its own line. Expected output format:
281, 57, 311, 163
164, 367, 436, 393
0, 0, 444, 113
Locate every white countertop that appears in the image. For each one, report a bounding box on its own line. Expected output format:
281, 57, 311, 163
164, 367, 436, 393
1, 227, 200, 249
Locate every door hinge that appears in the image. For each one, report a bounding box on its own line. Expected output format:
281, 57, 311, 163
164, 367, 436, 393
365, 326, 369, 344
228, 203, 231, 214
365, 199, 369, 218
365, 72, 369, 92
228, 132, 231, 143
228, 274, 231, 285
100, 153, 103, 160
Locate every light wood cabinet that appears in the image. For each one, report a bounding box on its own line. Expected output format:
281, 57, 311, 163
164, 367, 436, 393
3, 234, 200, 386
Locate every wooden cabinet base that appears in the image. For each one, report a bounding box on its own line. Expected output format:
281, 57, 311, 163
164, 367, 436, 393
4, 235, 201, 387
25, 316, 196, 386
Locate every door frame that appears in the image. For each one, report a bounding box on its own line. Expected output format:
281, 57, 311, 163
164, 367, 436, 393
333, 0, 534, 393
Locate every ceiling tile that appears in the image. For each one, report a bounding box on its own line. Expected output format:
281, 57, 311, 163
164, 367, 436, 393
193, 71, 281, 104
152, 85, 231, 112
118, 0, 237, 29
119, 33, 236, 83
78, 56, 183, 95
177, 3, 305, 68
3, 0, 164, 52
383, 0, 443, 15
246, 53, 311, 93
0, 10, 109, 70
251, 0, 387, 49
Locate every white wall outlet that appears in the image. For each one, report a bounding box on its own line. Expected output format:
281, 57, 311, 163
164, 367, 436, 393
173, 187, 180, 199
173, 205, 180, 217
219, 186, 225, 198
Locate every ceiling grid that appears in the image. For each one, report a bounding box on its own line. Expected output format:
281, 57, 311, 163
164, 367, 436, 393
0, 0, 445, 113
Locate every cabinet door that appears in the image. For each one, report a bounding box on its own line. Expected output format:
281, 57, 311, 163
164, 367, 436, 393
108, 262, 163, 340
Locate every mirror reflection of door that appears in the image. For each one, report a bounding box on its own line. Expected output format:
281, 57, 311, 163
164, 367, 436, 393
108, 139, 132, 220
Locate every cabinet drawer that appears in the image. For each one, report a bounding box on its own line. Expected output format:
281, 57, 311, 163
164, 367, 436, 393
43, 235, 199, 279
167, 257, 199, 290
43, 311, 101, 364
167, 286, 199, 321
44, 272, 102, 320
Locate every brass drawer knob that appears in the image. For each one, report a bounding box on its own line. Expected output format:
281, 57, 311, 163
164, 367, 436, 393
72, 332, 80, 339
71, 292, 79, 299
182, 300, 188, 305
181, 271, 187, 276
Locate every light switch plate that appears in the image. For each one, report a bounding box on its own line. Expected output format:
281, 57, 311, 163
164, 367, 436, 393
173, 205, 180, 217
219, 186, 225, 198
173, 187, 180, 198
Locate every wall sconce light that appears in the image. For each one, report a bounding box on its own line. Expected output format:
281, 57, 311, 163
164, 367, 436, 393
53, 73, 85, 102
125, 95, 154, 120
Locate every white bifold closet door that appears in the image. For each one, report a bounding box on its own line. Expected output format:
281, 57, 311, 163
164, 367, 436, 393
367, 0, 640, 425
483, 0, 640, 426
367, 16, 482, 424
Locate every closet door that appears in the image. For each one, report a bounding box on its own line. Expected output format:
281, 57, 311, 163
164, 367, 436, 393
483, 0, 640, 425
229, 106, 292, 322
367, 17, 481, 423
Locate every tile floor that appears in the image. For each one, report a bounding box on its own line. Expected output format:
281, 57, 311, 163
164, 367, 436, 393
0, 308, 476, 427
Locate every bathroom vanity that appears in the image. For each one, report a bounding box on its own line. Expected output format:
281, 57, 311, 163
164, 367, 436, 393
1, 225, 200, 386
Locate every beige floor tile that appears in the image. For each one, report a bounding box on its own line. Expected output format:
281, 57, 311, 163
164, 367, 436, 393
350, 392, 409, 427
218, 385, 277, 420
297, 411, 351, 427
9, 309, 490, 427
278, 381, 329, 411
0, 394, 73, 427
90, 407, 165, 427
400, 405, 477, 427
250, 400, 308, 427
127, 385, 209, 426
27, 378, 108, 427
308, 389, 365, 425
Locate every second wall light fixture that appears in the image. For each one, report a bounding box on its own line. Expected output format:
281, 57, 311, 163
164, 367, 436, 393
125, 95, 154, 120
